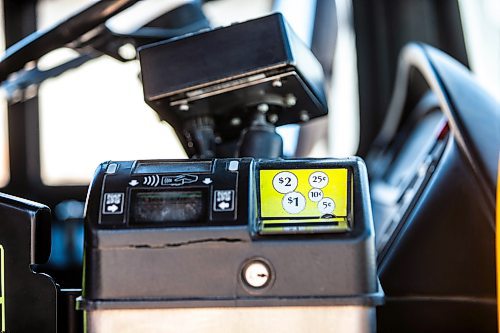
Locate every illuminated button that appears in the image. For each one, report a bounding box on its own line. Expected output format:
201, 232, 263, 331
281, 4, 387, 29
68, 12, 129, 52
272, 171, 298, 194
282, 192, 306, 214
105, 163, 118, 174
228, 160, 239, 171
318, 198, 335, 215
309, 171, 329, 189
308, 188, 323, 202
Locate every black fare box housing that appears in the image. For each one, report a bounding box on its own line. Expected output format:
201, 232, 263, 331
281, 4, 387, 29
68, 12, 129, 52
138, 14, 328, 154
80, 158, 382, 310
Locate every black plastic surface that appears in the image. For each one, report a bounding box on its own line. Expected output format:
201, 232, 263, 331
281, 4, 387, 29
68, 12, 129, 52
0, 192, 58, 332
87, 159, 251, 228
378, 139, 496, 332
238, 120, 284, 158
369, 43, 499, 332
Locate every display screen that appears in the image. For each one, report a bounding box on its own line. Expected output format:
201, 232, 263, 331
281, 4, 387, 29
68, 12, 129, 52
131, 190, 205, 224
134, 161, 212, 174
258, 168, 350, 234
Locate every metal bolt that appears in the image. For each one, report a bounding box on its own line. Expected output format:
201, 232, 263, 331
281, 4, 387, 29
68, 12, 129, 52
300, 110, 310, 122
272, 79, 282, 88
243, 260, 271, 288
118, 43, 137, 60
230, 117, 242, 126
257, 103, 269, 113
284, 94, 297, 107
268, 114, 278, 124
179, 104, 189, 112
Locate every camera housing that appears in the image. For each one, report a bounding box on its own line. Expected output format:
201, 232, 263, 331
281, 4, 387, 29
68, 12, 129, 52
139, 13, 328, 156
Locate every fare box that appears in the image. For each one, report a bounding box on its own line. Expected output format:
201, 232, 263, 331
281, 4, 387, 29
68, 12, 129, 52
259, 168, 349, 219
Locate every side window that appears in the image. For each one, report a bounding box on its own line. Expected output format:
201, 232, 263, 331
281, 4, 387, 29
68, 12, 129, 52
328, 0, 359, 156
30, 0, 359, 187
38, 55, 187, 185
459, 0, 500, 100
37, 0, 186, 186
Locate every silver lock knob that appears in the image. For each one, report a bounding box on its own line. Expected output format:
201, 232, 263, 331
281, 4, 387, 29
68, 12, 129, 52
243, 260, 271, 288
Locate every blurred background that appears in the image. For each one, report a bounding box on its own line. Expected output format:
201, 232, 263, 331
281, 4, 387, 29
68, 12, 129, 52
0, 0, 498, 286
1, 0, 352, 188
1, 0, 499, 188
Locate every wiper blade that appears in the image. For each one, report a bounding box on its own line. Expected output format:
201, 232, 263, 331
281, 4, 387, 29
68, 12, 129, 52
0, 0, 138, 83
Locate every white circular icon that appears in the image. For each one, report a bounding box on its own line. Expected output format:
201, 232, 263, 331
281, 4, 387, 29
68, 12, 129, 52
309, 171, 329, 189
282, 192, 306, 214
273, 171, 298, 194
318, 198, 335, 215
243, 261, 271, 288
308, 188, 323, 202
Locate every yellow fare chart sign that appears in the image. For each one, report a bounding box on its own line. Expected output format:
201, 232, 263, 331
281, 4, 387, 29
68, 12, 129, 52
0, 245, 5, 332
259, 168, 350, 233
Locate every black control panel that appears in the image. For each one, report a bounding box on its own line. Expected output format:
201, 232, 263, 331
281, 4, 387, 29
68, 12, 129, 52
91, 159, 252, 228
82, 158, 380, 311
86, 158, 357, 235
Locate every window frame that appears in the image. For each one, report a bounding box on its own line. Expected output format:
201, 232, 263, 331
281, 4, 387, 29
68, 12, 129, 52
2, 0, 88, 207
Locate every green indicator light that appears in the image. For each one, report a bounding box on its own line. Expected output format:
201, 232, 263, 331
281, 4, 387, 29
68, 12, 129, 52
0, 244, 5, 332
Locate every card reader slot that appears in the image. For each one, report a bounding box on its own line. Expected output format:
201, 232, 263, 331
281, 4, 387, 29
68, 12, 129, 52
134, 161, 212, 174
